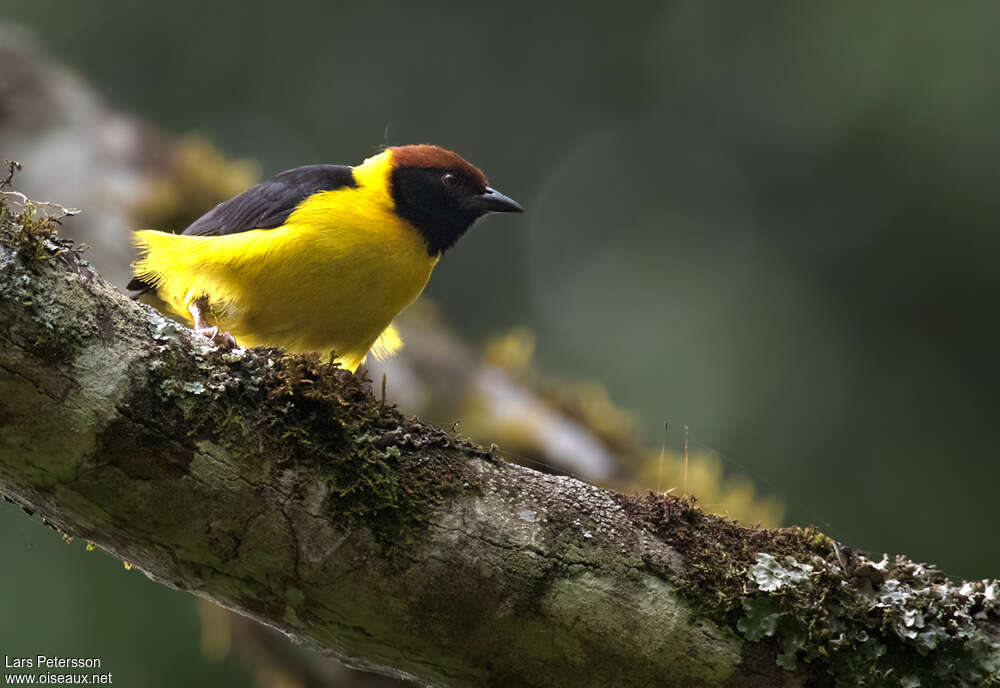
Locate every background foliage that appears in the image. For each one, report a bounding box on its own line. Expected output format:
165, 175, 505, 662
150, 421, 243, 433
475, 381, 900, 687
2, 1, 999, 685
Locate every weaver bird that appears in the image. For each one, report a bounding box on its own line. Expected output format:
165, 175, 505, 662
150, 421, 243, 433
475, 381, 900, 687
129, 145, 523, 371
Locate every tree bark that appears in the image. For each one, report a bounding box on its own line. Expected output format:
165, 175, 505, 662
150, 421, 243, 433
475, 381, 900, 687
1, 197, 998, 687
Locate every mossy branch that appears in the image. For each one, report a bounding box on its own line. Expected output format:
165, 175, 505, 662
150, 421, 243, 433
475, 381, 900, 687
0, 193, 998, 688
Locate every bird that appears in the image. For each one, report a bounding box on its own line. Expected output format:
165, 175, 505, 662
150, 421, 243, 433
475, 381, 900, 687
128, 144, 523, 371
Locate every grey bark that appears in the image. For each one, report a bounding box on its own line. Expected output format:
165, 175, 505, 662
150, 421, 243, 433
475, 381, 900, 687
0, 203, 807, 688
1, 200, 998, 687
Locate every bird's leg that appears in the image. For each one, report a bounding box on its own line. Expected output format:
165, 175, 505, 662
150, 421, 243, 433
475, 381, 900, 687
188, 297, 237, 349
354, 362, 376, 396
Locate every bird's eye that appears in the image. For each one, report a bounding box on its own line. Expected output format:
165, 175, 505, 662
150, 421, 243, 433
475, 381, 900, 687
441, 173, 458, 188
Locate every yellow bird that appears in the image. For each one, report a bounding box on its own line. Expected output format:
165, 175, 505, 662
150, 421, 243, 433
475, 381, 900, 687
129, 145, 523, 371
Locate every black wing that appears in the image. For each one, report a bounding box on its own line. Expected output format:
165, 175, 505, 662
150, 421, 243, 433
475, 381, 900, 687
181, 164, 357, 236
128, 164, 357, 293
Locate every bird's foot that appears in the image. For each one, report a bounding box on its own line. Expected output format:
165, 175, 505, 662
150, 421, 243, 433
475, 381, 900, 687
195, 325, 237, 350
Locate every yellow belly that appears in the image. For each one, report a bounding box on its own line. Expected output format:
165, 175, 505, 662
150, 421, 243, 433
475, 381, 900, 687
219, 223, 436, 369
134, 169, 438, 371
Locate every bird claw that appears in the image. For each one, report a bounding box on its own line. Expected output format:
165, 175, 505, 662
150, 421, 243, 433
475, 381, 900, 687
195, 325, 237, 350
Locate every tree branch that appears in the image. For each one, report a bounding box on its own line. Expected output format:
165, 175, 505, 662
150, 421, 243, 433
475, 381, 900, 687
1, 193, 998, 688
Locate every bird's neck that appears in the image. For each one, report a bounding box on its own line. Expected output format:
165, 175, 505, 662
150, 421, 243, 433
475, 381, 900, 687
354, 149, 476, 256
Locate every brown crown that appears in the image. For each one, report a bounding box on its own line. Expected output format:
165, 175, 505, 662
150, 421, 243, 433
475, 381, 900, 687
390, 145, 488, 190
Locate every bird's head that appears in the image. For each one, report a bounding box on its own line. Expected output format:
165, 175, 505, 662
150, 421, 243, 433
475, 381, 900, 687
386, 144, 523, 255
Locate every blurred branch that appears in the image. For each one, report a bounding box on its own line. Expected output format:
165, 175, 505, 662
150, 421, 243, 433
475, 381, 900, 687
2, 189, 999, 688
0, 23, 786, 530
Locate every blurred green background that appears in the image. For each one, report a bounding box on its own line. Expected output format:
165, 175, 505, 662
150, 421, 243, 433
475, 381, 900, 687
2, 1, 999, 685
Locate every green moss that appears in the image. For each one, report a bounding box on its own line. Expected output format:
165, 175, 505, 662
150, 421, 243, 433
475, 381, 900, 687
618, 491, 833, 621
139, 336, 479, 550
620, 491, 1000, 685
0, 177, 89, 362
3, 200, 61, 268
0, 163, 78, 272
